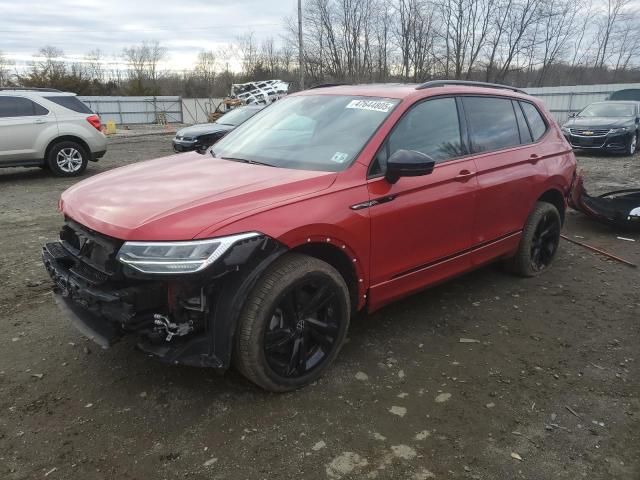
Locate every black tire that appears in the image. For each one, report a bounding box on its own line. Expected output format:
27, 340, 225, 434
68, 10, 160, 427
625, 133, 637, 156
507, 201, 561, 277
47, 141, 88, 177
234, 253, 351, 392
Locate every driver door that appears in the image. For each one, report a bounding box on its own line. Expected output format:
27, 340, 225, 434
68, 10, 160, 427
366, 96, 478, 309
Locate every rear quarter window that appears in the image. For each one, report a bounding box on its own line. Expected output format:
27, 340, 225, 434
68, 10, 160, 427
44, 96, 94, 114
462, 96, 520, 153
520, 102, 547, 141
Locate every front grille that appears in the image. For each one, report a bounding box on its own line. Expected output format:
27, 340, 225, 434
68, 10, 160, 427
569, 128, 610, 136
70, 261, 110, 284
60, 220, 123, 275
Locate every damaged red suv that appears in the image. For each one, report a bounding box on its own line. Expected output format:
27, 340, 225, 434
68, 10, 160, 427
42, 81, 576, 391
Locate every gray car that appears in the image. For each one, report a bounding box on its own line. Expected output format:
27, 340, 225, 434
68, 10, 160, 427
0, 88, 107, 176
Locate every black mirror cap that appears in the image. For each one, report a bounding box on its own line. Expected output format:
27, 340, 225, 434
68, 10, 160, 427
385, 149, 436, 184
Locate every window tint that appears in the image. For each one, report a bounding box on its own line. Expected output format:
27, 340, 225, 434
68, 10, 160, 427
370, 97, 464, 176
44, 95, 93, 114
513, 101, 532, 143
520, 102, 547, 141
463, 96, 520, 152
0, 96, 47, 117
33, 101, 49, 116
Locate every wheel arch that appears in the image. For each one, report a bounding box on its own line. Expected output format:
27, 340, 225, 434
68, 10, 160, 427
537, 188, 566, 225
44, 136, 91, 161
291, 241, 362, 314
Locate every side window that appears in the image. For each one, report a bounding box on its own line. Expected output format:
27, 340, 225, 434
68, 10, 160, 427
32, 101, 49, 116
0, 96, 47, 117
520, 102, 547, 141
463, 96, 520, 152
513, 101, 533, 143
370, 97, 464, 176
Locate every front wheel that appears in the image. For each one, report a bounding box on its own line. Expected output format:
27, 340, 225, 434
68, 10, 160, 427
234, 253, 351, 392
507, 201, 561, 277
47, 141, 88, 177
626, 133, 637, 156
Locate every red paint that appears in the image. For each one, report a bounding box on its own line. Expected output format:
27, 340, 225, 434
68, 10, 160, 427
59, 84, 576, 313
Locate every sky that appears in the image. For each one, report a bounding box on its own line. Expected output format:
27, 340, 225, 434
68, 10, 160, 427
0, 0, 294, 71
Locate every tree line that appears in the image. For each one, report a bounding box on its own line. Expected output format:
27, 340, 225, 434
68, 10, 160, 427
1, 0, 639, 97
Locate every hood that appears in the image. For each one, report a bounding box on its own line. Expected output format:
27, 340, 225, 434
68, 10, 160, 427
176, 123, 234, 137
60, 153, 337, 241
563, 116, 634, 129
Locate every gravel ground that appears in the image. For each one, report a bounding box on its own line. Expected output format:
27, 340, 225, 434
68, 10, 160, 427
0, 136, 638, 480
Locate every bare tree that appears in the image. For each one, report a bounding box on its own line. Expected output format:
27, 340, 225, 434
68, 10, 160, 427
122, 41, 167, 93
238, 33, 259, 76
0, 50, 13, 86
195, 50, 217, 91
85, 49, 105, 83
594, 0, 631, 68
535, 0, 580, 85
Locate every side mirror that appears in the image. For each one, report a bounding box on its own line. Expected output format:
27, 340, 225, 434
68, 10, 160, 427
568, 112, 577, 118
385, 149, 435, 184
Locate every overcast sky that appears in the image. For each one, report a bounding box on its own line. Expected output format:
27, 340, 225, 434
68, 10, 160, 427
0, 0, 294, 70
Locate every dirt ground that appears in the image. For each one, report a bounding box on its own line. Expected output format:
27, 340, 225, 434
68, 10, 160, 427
0, 136, 638, 480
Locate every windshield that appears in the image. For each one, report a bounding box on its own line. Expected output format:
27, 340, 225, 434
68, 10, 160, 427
216, 107, 260, 126
211, 95, 400, 171
578, 103, 635, 118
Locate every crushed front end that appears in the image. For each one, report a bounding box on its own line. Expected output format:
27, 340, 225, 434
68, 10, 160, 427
42, 219, 285, 368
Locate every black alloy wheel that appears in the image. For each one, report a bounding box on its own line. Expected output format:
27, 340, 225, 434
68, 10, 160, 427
529, 210, 561, 272
264, 276, 342, 378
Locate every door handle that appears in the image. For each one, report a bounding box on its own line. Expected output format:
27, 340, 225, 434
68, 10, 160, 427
454, 169, 475, 181
528, 153, 540, 164
34, 119, 45, 124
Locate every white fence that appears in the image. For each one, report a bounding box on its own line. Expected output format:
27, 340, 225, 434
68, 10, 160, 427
79, 96, 184, 124
181, 98, 224, 124
524, 83, 640, 122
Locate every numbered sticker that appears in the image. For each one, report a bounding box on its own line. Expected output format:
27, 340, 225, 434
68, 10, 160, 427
346, 100, 395, 113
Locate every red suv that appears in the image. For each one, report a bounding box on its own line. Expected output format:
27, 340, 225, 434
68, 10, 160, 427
42, 81, 576, 391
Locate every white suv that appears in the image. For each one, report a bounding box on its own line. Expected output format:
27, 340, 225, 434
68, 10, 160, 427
0, 88, 107, 176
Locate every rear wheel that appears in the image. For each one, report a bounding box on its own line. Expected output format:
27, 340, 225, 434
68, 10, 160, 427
234, 253, 350, 392
507, 202, 561, 277
47, 141, 88, 177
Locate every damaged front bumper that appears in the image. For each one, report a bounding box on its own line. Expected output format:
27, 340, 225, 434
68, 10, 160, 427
42, 223, 286, 369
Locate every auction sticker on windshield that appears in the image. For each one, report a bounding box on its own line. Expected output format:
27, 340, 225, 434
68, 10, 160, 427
346, 99, 395, 113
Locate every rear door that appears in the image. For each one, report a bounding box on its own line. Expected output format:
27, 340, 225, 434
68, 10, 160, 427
461, 95, 548, 265
367, 96, 478, 308
0, 96, 54, 164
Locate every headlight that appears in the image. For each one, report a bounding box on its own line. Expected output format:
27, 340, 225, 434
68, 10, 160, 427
116, 232, 260, 274
561, 126, 570, 133
609, 127, 629, 134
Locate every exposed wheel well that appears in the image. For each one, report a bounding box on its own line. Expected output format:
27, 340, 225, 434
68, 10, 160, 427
538, 189, 566, 224
44, 136, 91, 162
291, 243, 359, 313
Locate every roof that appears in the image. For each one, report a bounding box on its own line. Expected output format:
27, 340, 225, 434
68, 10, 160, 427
0, 88, 76, 97
298, 82, 533, 101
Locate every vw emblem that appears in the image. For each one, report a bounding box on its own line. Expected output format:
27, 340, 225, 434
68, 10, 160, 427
296, 319, 305, 331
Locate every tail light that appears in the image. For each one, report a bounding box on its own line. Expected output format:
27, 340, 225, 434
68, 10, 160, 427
86, 115, 102, 132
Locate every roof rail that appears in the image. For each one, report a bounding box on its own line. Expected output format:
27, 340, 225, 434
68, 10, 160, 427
415, 80, 525, 94
307, 83, 349, 90
0, 87, 63, 92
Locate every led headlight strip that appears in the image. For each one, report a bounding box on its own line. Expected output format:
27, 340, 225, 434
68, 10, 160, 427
116, 232, 261, 274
